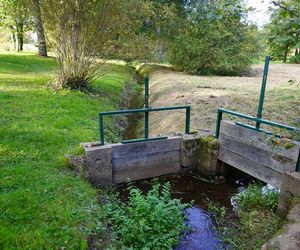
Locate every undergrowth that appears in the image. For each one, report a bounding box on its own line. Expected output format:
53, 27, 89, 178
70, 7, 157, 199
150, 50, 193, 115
206, 182, 282, 250
104, 182, 189, 249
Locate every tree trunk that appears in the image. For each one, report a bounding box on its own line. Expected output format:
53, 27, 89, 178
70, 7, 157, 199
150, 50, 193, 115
32, 0, 47, 57
16, 23, 24, 51
283, 44, 289, 63
10, 26, 16, 51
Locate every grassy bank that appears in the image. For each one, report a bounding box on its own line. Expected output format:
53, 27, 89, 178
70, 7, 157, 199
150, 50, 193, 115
207, 183, 282, 250
0, 53, 139, 248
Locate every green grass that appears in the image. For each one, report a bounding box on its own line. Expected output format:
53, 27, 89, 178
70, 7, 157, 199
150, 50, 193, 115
0, 53, 138, 249
207, 183, 282, 250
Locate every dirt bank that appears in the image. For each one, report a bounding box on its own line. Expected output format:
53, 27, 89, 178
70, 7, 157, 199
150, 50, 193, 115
143, 64, 300, 136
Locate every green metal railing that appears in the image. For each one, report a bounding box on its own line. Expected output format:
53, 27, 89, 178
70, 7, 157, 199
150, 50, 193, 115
99, 77, 191, 145
214, 56, 300, 172
215, 108, 300, 139
99, 105, 191, 145
215, 108, 300, 172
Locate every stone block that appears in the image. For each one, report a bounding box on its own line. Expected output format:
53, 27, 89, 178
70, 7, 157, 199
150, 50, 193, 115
181, 133, 219, 177
83, 142, 112, 187
277, 171, 300, 217
262, 202, 300, 250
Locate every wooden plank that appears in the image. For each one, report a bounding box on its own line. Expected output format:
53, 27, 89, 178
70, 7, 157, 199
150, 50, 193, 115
218, 147, 282, 188
112, 136, 181, 159
113, 161, 180, 183
112, 150, 180, 171
112, 151, 180, 183
220, 120, 300, 160
219, 134, 297, 173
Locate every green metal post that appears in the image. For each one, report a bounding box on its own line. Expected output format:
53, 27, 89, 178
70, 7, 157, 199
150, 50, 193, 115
296, 150, 300, 172
185, 106, 191, 134
144, 77, 149, 139
99, 113, 104, 145
256, 56, 270, 130
215, 109, 223, 138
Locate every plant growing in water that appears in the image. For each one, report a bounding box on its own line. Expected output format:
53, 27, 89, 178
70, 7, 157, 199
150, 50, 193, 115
206, 182, 282, 250
236, 182, 279, 211
105, 182, 188, 249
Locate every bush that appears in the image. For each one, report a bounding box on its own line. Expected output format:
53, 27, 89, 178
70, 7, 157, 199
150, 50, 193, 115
166, 0, 261, 75
236, 183, 279, 211
105, 182, 188, 249
290, 54, 300, 64
206, 183, 282, 249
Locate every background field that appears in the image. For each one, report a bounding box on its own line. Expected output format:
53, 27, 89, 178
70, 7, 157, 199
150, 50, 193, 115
146, 64, 300, 137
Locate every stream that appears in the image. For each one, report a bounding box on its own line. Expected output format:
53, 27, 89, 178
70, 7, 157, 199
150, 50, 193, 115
118, 77, 238, 249
116, 175, 239, 250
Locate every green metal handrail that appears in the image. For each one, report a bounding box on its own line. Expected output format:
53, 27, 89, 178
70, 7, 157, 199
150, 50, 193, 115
99, 105, 191, 145
215, 108, 300, 172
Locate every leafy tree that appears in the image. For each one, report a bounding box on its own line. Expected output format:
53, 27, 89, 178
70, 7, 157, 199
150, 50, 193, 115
165, 0, 261, 75
267, 0, 300, 63
104, 0, 178, 62
0, 0, 33, 51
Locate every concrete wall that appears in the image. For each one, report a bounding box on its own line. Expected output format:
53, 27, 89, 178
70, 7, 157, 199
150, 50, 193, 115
277, 171, 300, 216
82, 137, 181, 186
218, 120, 300, 188
68, 134, 220, 187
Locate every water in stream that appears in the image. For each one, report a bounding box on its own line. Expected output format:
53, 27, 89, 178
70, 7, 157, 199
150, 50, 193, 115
116, 175, 239, 249
118, 78, 248, 249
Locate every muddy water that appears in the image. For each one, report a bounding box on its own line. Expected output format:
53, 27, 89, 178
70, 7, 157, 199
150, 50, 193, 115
122, 72, 144, 141
117, 175, 236, 209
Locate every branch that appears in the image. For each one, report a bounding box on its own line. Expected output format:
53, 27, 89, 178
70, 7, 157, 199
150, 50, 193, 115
271, 1, 300, 17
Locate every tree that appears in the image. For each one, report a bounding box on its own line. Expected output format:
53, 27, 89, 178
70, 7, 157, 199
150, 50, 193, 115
31, 0, 47, 56
267, 0, 300, 63
165, 0, 261, 75
103, 0, 178, 62
0, 0, 32, 51
41, 0, 123, 90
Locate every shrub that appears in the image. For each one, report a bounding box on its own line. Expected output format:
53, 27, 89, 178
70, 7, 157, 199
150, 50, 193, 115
236, 183, 279, 211
166, 0, 261, 75
105, 182, 188, 249
42, 0, 122, 90
206, 183, 282, 250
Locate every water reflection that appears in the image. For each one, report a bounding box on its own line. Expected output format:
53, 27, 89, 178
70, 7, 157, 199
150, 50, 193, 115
175, 207, 221, 250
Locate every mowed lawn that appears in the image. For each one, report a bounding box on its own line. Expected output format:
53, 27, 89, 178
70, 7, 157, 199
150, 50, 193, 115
0, 53, 137, 248
146, 64, 300, 137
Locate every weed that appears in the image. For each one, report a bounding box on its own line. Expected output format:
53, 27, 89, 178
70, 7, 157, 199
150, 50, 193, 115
104, 182, 189, 249
206, 182, 282, 250
236, 183, 279, 211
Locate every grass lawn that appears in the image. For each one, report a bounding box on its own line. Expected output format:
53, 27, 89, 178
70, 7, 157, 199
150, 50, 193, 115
0, 53, 138, 249
144, 64, 300, 137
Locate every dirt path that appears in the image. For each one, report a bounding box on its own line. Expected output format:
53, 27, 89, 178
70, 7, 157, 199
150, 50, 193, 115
146, 64, 300, 136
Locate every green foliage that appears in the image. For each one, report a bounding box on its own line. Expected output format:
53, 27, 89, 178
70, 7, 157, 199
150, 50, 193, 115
0, 0, 33, 51
206, 200, 227, 225
0, 53, 139, 248
206, 182, 282, 250
105, 182, 188, 249
267, 0, 300, 63
166, 0, 261, 75
236, 183, 279, 211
